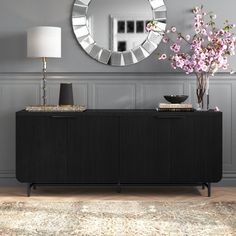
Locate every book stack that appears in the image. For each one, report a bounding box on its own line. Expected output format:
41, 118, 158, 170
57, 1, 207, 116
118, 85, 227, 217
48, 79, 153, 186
158, 103, 194, 112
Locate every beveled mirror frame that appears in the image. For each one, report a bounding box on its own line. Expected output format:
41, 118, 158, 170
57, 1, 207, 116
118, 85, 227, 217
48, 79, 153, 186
72, 0, 167, 66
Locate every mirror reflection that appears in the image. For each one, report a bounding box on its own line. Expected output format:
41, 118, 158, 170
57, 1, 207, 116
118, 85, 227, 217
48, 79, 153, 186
87, 0, 153, 52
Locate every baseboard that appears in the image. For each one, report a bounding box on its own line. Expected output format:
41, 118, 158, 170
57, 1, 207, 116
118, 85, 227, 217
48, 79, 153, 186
0, 178, 22, 186
215, 178, 236, 187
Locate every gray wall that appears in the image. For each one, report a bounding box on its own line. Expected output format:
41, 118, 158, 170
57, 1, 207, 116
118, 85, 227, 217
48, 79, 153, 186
0, 0, 236, 73
0, 0, 236, 185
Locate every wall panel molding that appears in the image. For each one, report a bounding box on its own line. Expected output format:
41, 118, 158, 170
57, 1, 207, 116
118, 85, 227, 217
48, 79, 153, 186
92, 83, 136, 109
140, 81, 185, 109
1, 72, 236, 81
0, 170, 15, 178
0, 72, 235, 185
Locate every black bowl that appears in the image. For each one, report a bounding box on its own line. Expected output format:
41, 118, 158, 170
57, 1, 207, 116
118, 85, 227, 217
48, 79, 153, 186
164, 95, 189, 104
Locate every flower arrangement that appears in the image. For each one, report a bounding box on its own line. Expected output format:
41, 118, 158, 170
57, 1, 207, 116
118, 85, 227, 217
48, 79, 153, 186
146, 6, 236, 109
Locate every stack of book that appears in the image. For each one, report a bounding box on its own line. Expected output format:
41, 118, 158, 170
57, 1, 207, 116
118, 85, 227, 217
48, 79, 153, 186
158, 103, 194, 112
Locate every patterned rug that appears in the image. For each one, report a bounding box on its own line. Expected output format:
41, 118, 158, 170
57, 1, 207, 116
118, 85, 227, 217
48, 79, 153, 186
0, 201, 235, 236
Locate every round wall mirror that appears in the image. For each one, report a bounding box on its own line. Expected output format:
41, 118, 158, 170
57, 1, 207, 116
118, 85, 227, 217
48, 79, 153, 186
72, 0, 167, 66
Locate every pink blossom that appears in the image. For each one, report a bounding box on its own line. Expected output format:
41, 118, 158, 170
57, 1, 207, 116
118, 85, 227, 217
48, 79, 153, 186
222, 45, 227, 50
198, 60, 205, 66
191, 40, 201, 50
194, 22, 201, 28
146, 21, 158, 32
186, 35, 191, 41
223, 64, 228, 70
170, 43, 181, 53
211, 14, 217, 20
200, 53, 206, 60
193, 6, 200, 14
195, 28, 201, 34
158, 54, 167, 60
201, 29, 207, 35
195, 14, 202, 21
171, 63, 177, 70
162, 37, 169, 43
171, 27, 177, 32
202, 65, 208, 72
177, 36, 183, 41
146, 23, 152, 32
153, 6, 236, 75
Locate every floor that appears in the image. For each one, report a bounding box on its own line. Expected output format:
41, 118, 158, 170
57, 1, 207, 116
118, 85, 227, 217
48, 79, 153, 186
0, 186, 235, 202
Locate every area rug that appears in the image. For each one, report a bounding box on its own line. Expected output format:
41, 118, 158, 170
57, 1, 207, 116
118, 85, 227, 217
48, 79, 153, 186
0, 201, 235, 236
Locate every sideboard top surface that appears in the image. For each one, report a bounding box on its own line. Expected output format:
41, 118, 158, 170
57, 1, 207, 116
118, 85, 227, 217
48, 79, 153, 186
16, 109, 222, 118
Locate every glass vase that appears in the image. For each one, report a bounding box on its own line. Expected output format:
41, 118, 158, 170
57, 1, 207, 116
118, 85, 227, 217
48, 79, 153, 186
196, 73, 210, 111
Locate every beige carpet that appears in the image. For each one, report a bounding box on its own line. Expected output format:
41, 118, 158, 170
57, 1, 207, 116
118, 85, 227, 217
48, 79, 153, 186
0, 201, 235, 236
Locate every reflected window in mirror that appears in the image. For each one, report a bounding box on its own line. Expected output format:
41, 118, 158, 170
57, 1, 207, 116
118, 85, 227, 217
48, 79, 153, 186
118, 41, 127, 52
127, 21, 135, 33
136, 21, 144, 33
118, 21, 125, 33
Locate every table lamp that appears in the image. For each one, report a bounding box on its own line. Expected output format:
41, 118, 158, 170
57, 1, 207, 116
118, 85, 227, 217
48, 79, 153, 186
27, 26, 61, 106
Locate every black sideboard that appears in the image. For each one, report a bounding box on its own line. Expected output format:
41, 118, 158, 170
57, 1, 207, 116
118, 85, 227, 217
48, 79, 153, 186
16, 110, 222, 197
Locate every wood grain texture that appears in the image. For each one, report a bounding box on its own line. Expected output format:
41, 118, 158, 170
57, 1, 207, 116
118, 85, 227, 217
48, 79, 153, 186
120, 115, 171, 183
67, 116, 119, 183
16, 110, 222, 189
16, 116, 67, 183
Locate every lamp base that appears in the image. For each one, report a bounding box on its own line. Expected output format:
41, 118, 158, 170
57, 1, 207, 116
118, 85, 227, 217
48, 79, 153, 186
42, 57, 47, 106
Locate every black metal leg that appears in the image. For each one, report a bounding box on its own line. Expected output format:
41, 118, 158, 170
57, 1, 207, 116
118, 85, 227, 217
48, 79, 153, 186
27, 183, 32, 197
202, 183, 211, 197
117, 184, 121, 193
208, 183, 211, 197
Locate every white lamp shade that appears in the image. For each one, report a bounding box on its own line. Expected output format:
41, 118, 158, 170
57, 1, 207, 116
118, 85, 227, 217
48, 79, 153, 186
27, 26, 61, 58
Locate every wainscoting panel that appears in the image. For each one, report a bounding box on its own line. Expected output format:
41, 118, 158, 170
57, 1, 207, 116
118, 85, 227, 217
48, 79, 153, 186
139, 81, 185, 109
210, 83, 232, 168
0, 73, 235, 185
92, 83, 136, 109
47, 82, 88, 107
0, 80, 39, 178
189, 81, 234, 176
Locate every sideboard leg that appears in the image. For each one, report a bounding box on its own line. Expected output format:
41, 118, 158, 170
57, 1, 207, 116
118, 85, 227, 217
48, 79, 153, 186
207, 183, 211, 197
27, 183, 32, 197
117, 184, 121, 193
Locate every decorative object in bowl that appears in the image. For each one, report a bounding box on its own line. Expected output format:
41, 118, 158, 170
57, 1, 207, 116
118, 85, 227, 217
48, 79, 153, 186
164, 95, 189, 104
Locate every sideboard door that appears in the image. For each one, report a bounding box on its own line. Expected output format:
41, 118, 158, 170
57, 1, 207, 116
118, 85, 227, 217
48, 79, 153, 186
67, 116, 119, 184
170, 114, 222, 183
169, 115, 202, 182
16, 116, 67, 183
120, 115, 171, 183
